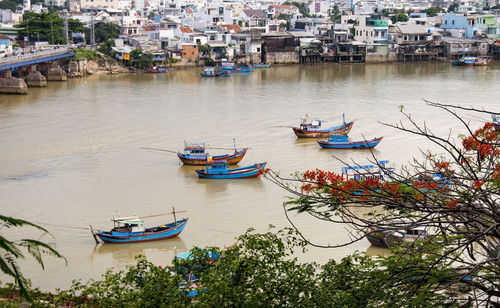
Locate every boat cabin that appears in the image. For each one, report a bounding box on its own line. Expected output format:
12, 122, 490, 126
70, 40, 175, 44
300, 118, 322, 131
183, 141, 208, 158
327, 135, 349, 142
112, 216, 145, 233
492, 114, 499, 128
342, 160, 395, 181
203, 67, 216, 76
206, 160, 228, 174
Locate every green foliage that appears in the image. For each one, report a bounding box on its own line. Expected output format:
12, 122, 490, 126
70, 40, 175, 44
94, 22, 120, 44
15, 12, 87, 44
128, 48, 153, 69
277, 13, 290, 21
448, 3, 459, 12
0, 215, 65, 300
493, 4, 500, 9
204, 58, 215, 66
19, 228, 469, 307
0, 0, 21, 11
73, 48, 100, 60
424, 6, 442, 17
328, 5, 341, 23
97, 39, 115, 56
197, 43, 211, 56
391, 12, 409, 24
283, 1, 311, 17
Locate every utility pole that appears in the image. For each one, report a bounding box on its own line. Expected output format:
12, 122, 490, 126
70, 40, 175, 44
50, 18, 54, 44
26, 18, 29, 45
63, 10, 69, 45
90, 13, 95, 49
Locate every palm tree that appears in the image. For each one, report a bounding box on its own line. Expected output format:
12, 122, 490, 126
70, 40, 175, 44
0, 214, 65, 300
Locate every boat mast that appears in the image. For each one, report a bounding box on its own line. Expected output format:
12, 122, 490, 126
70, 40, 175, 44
172, 205, 177, 225
343, 113, 345, 125
233, 138, 236, 153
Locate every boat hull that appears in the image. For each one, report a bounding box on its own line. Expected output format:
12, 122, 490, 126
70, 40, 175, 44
178, 148, 248, 165
293, 121, 354, 138
318, 137, 383, 149
96, 219, 188, 244
196, 162, 266, 179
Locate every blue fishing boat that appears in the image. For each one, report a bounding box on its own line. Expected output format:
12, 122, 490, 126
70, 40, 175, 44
365, 219, 429, 248
492, 114, 499, 130
252, 63, 271, 68
89, 212, 188, 244
292, 114, 354, 138
195, 160, 266, 179
200, 67, 230, 77
233, 63, 252, 72
318, 135, 383, 149
342, 160, 395, 181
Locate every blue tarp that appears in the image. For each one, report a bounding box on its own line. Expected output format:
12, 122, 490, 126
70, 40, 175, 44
0, 52, 75, 72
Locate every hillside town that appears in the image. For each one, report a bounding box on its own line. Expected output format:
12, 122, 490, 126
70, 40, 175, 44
1, 0, 500, 65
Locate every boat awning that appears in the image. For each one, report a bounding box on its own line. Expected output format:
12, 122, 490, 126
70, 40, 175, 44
112, 216, 144, 224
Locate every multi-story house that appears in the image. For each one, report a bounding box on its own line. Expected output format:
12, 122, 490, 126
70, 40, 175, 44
440, 13, 478, 38
354, 14, 389, 43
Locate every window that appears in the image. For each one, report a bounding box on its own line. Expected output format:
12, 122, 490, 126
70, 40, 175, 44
452, 20, 455, 25
257, 47, 260, 52
445, 20, 448, 25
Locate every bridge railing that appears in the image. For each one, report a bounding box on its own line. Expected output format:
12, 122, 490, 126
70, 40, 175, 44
0, 47, 72, 66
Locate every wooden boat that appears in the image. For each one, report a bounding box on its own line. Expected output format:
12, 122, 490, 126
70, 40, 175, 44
89, 213, 188, 244
365, 219, 429, 248
318, 135, 383, 149
177, 141, 248, 165
195, 160, 266, 179
252, 63, 271, 68
474, 56, 493, 66
200, 67, 230, 77
492, 114, 499, 130
233, 63, 252, 72
292, 115, 354, 138
342, 160, 395, 181
147, 66, 168, 73
452, 56, 492, 66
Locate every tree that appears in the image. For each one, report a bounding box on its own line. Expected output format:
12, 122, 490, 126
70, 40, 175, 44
267, 102, 500, 305
391, 13, 409, 24
16, 12, 86, 44
128, 48, 153, 69
449, 3, 459, 12
32, 227, 452, 306
328, 5, 341, 23
424, 6, 442, 17
283, 1, 311, 17
0, 214, 65, 300
94, 22, 120, 44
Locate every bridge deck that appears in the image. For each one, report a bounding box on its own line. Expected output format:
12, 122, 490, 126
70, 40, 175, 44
0, 49, 75, 72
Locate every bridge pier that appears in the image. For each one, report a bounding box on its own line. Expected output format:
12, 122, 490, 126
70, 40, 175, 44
0, 77, 28, 94
47, 64, 67, 81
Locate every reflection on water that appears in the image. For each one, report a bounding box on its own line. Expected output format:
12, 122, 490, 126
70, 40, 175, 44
91, 237, 186, 262
365, 245, 393, 257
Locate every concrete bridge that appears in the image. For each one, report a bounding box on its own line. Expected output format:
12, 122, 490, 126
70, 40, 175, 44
0, 47, 75, 94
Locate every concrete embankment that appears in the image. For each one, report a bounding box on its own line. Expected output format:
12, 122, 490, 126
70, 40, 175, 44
26, 72, 47, 87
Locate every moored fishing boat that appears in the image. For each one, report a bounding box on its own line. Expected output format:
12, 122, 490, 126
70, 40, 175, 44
200, 67, 230, 77
492, 114, 500, 130
318, 135, 383, 149
252, 63, 271, 68
292, 114, 354, 138
233, 63, 252, 72
147, 66, 168, 73
177, 141, 248, 165
89, 212, 188, 244
365, 219, 429, 248
195, 160, 266, 179
342, 160, 395, 181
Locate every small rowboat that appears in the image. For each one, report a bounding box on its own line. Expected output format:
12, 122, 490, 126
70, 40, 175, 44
200, 67, 230, 77
318, 135, 383, 149
365, 219, 429, 248
292, 114, 354, 138
195, 160, 267, 179
252, 63, 271, 68
89, 214, 188, 244
177, 141, 248, 165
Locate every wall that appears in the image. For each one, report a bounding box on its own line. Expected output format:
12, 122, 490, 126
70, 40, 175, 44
265, 51, 300, 63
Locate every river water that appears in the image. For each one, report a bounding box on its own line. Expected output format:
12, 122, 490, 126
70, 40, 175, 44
0, 63, 498, 291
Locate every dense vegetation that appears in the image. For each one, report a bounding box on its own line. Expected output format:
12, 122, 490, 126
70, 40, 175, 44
15, 12, 86, 44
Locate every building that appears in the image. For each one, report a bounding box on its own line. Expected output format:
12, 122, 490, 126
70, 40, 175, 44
354, 14, 389, 43
440, 13, 478, 39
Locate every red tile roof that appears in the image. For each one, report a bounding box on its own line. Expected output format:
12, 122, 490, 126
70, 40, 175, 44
220, 24, 242, 33
179, 26, 193, 33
